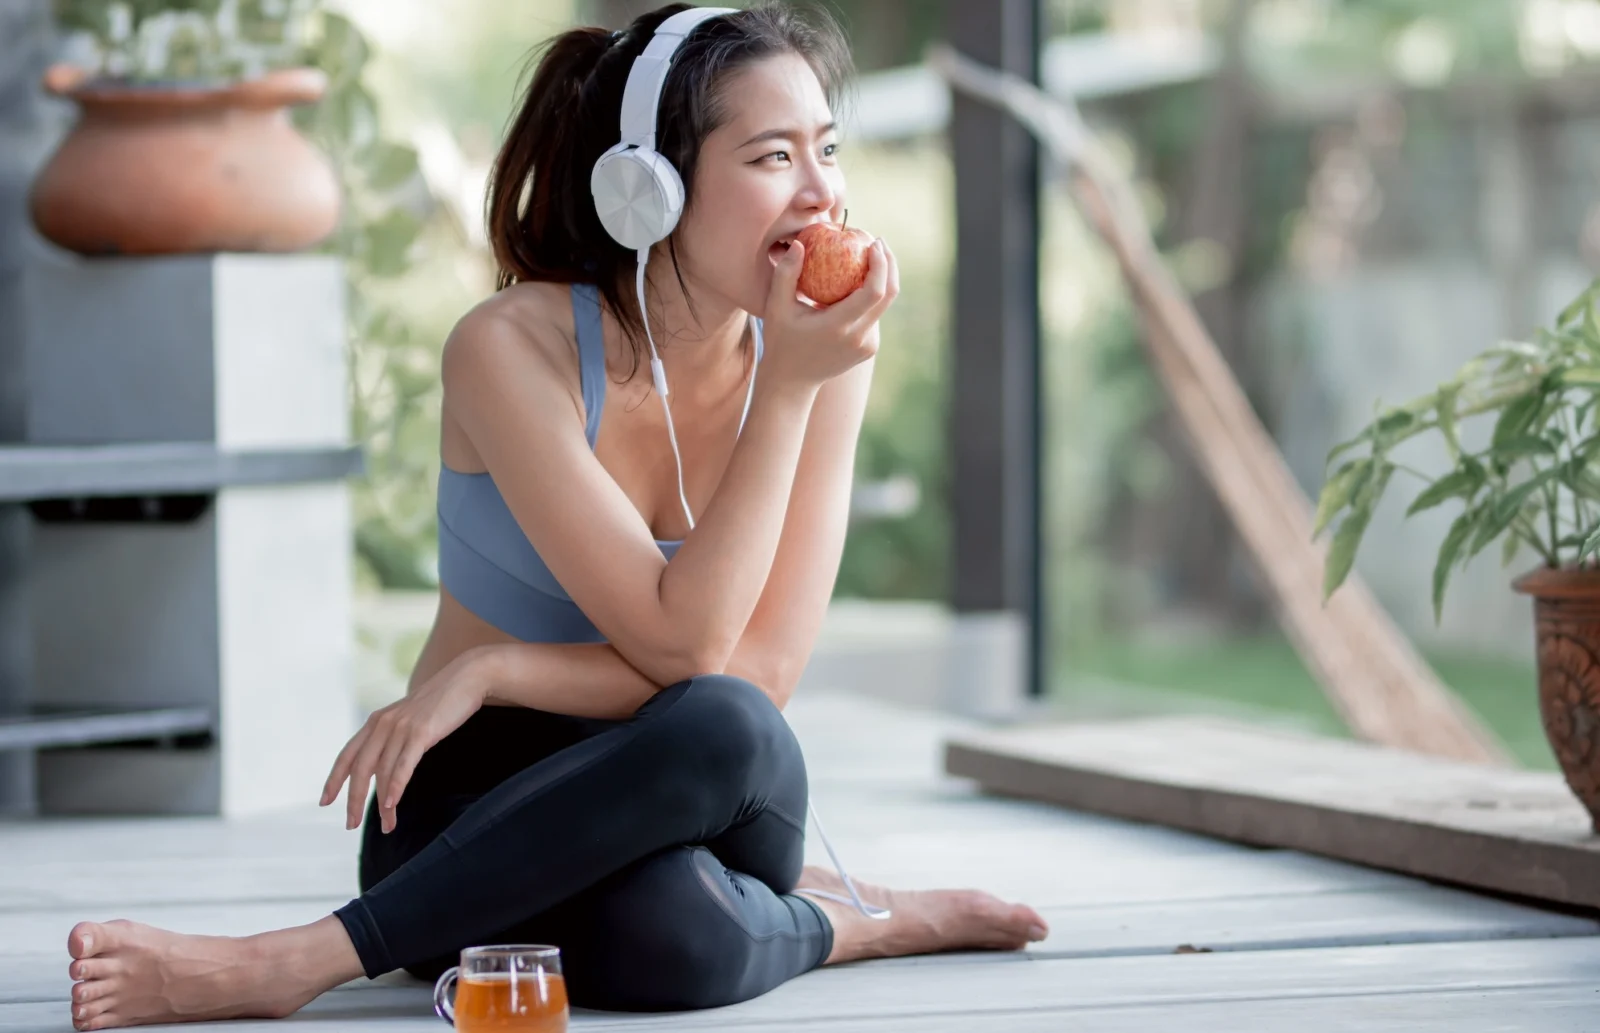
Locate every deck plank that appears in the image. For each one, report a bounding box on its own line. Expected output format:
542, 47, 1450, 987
7, 877, 1593, 1002
946, 715, 1600, 909
5, 938, 1600, 1032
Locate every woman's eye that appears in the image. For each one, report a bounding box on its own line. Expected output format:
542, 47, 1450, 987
756, 144, 838, 165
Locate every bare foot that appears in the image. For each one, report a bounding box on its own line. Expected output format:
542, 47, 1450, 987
66, 916, 361, 1030
795, 865, 1048, 963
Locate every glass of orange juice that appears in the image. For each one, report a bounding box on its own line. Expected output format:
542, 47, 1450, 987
433, 945, 567, 1033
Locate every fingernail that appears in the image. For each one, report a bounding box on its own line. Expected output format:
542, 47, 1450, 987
1028, 924, 1048, 941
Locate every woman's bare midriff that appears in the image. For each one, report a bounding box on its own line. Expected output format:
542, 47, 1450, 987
406, 587, 521, 695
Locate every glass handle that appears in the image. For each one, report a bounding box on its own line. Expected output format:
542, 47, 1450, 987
432, 966, 459, 1025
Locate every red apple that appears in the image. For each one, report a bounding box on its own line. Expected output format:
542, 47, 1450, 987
795, 214, 875, 305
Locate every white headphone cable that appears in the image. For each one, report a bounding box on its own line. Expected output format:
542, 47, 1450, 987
798, 800, 892, 920
633, 245, 887, 920
638, 246, 697, 534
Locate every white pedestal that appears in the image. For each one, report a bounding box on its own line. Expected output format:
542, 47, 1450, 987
23, 253, 357, 816
942, 610, 1029, 720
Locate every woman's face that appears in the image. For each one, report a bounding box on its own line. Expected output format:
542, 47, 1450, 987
671, 53, 845, 319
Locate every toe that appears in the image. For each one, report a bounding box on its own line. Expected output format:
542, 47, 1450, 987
72, 998, 116, 1031
72, 978, 115, 1006
68, 920, 130, 960
68, 922, 105, 959
1008, 903, 1048, 939
69, 957, 118, 982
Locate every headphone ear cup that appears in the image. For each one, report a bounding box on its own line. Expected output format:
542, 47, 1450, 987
591, 145, 686, 250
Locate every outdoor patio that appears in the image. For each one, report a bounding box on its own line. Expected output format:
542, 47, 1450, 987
5, 686, 1600, 1032
7, 1, 1600, 1030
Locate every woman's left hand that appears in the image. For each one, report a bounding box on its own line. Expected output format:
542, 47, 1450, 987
320, 647, 497, 834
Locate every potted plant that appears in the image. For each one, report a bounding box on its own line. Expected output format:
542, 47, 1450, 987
31, 0, 340, 255
1316, 278, 1600, 829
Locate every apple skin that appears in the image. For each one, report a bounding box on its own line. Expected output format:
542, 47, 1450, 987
795, 221, 874, 305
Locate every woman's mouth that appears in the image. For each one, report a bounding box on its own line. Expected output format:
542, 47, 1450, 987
767, 238, 795, 266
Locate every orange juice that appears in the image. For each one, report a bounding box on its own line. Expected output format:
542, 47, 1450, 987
452, 970, 568, 1033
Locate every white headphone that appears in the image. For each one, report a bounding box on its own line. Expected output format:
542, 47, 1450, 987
588, 7, 741, 537
590, 6, 734, 252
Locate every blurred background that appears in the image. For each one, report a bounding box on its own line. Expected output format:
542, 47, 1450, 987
324, 0, 1592, 767
7, 0, 1599, 820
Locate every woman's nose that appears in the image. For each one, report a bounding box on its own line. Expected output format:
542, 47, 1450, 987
797, 166, 839, 213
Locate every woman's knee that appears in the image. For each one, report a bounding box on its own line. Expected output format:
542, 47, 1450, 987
664, 675, 799, 781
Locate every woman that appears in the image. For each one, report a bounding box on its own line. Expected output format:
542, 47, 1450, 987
63, 4, 1047, 1028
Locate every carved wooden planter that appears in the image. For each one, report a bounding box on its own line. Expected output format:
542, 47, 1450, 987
1513, 567, 1600, 832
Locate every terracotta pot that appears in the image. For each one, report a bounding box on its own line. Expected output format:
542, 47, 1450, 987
1512, 566, 1600, 832
29, 64, 341, 256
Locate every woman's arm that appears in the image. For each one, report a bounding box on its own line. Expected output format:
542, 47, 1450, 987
722, 356, 875, 707
450, 354, 875, 719
445, 244, 896, 690
470, 641, 658, 719
444, 314, 816, 690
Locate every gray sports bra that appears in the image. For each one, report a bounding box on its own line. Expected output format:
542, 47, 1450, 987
436, 282, 763, 642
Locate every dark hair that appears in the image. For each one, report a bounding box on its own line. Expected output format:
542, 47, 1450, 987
486, 2, 854, 379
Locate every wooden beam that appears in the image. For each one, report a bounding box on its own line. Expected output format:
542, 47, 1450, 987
929, 42, 1508, 763
948, 717, 1600, 911
945, 0, 1044, 697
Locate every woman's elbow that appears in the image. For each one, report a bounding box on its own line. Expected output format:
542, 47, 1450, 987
723, 650, 800, 710
642, 638, 737, 688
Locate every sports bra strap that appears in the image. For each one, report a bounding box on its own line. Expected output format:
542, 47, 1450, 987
571, 283, 606, 448
572, 281, 766, 448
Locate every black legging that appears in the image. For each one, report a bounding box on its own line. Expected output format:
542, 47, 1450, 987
332, 675, 834, 1012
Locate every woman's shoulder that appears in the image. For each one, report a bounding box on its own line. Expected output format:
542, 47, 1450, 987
438, 281, 590, 472
442, 280, 582, 395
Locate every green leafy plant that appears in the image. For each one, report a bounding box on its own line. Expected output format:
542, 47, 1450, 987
52, 0, 320, 82
52, 0, 439, 588
1316, 278, 1600, 621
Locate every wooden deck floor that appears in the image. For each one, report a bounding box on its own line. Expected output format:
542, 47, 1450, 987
3, 690, 1598, 1031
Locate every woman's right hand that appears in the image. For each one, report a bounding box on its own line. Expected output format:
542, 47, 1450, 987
320, 645, 496, 834
760, 236, 899, 388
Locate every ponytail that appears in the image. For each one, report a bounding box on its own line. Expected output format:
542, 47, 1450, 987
486, 23, 618, 291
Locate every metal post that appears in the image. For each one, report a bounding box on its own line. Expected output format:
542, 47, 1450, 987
946, 0, 1043, 707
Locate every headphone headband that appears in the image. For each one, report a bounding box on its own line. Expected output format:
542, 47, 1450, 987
591, 6, 734, 252
617, 7, 735, 151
